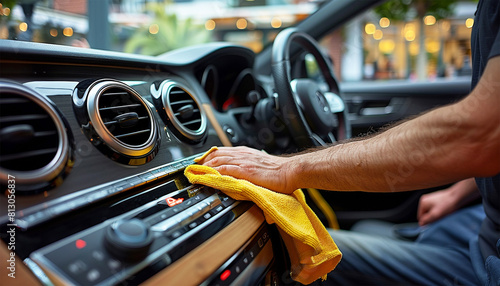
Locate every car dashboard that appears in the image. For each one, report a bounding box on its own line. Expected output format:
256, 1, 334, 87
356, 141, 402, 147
0, 40, 286, 285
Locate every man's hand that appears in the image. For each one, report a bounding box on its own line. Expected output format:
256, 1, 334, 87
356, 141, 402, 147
417, 189, 458, 226
198, 146, 295, 194
417, 178, 480, 226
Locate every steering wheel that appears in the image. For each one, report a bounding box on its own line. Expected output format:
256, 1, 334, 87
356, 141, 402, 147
272, 28, 351, 149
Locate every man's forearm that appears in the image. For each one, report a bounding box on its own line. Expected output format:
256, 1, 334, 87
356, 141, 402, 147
447, 178, 481, 208
289, 81, 500, 193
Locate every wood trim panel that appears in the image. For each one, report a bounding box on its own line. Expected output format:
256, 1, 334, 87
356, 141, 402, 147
142, 205, 265, 286
202, 103, 233, 147
0, 241, 41, 286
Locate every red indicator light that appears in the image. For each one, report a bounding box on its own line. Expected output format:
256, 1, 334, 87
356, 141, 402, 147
165, 197, 184, 207
222, 97, 235, 111
75, 239, 86, 249
220, 269, 231, 281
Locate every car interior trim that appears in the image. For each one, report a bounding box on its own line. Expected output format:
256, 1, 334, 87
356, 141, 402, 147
141, 205, 265, 286
202, 103, 233, 147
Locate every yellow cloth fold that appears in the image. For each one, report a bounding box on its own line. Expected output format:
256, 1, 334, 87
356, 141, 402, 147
184, 147, 342, 285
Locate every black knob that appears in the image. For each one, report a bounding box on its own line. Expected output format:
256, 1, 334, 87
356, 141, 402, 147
104, 218, 153, 262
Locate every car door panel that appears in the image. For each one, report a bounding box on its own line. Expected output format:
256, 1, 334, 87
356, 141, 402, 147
342, 77, 472, 136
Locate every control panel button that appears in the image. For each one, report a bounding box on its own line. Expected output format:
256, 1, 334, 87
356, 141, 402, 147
171, 230, 183, 239
92, 251, 105, 261
104, 219, 153, 262
220, 269, 231, 281
68, 260, 87, 275
108, 259, 121, 271
87, 269, 101, 282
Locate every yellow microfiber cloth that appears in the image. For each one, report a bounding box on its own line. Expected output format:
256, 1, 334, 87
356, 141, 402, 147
184, 147, 342, 285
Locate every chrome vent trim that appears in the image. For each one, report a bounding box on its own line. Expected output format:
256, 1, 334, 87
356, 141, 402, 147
0, 81, 71, 186
86, 80, 158, 158
160, 80, 207, 142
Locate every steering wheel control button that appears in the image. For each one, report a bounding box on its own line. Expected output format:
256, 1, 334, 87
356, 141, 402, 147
324, 92, 345, 113
104, 219, 153, 262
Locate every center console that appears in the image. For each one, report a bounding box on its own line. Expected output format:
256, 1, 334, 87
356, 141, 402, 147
1, 157, 286, 285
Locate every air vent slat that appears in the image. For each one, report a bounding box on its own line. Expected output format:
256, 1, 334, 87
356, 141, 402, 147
182, 119, 202, 126
101, 91, 129, 96
103, 116, 149, 126
170, 90, 187, 95
174, 109, 200, 117
0, 147, 58, 163
34, 131, 58, 137
0, 114, 49, 123
99, 103, 142, 111
113, 129, 151, 139
170, 100, 193, 106
0, 98, 30, 104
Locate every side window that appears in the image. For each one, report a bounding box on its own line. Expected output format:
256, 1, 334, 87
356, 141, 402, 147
320, 1, 475, 83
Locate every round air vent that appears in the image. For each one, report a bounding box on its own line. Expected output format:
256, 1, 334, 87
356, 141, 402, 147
75, 80, 160, 165
153, 80, 207, 144
0, 81, 73, 192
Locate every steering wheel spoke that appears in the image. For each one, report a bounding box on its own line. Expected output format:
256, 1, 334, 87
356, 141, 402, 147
327, 131, 337, 143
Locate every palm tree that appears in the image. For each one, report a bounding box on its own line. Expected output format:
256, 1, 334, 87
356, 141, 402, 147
124, 2, 212, 56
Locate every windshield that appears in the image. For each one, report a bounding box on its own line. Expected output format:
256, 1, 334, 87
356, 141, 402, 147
0, 0, 319, 55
